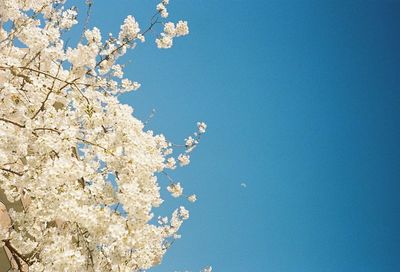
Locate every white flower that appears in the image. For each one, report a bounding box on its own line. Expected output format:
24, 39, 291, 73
175, 21, 189, 37
157, 3, 166, 12
161, 10, 169, 18
66, 44, 98, 69
156, 21, 189, 49
178, 206, 189, 220
137, 33, 145, 42
85, 27, 102, 44
156, 34, 173, 49
163, 22, 176, 36
185, 136, 195, 147
121, 78, 141, 92
157, 216, 169, 225
118, 15, 140, 42
59, 8, 78, 29
185, 136, 198, 153
111, 64, 124, 78
187, 194, 197, 203
157, 3, 169, 18
165, 157, 176, 169
167, 183, 183, 198
178, 154, 190, 166
197, 121, 207, 134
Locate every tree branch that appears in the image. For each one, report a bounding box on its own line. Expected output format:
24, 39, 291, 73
0, 168, 24, 176
0, 117, 25, 128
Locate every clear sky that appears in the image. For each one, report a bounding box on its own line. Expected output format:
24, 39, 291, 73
74, 0, 400, 271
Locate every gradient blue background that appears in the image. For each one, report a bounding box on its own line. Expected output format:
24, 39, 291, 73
73, 0, 400, 271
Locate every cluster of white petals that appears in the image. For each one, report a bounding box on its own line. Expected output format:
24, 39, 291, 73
118, 15, 140, 43
178, 154, 191, 167
187, 194, 197, 203
162, 120, 208, 200
156, 0, 170, 18
167, 183, 183, 198
156, 21, 189, 49
197, 121, 207, 134
0, 0, 207, 271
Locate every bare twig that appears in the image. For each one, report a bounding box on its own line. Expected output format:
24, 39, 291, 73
0, 167, 24, 176
0, 117, 25, 128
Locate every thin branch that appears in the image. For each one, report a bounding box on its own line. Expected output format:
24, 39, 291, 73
33, 127, 61, 134
23, 51, 41, 68
161, 170, 175, 184
4, 240, 31, 267
78, 0, 94, 44
0, 66, 88, 89
71, 82, 90, 104
0, 167, 24, 176
0, 117, 25, 128
76, 137, 113, 155
86, 11, 161, 76
31, 89, 53, 119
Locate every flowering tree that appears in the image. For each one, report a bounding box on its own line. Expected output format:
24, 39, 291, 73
0, 0, 209, 271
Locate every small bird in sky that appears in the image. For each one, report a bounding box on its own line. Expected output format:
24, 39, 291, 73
240, 182, 247, 188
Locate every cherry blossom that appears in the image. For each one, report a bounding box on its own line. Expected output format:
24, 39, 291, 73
0, 0, 207, 271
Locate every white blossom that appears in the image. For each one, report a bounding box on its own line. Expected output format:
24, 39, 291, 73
178, 154, 190, 166
111, 64, 124, 78
166, 157, 177, 169
164, 22, 176, 36
85, 27, 102, 45
197, 121, 207, 134
167, 183, 183, 198
156, 21, 189, 49
185, 136, 198, 153
178, 206, 189, 220
156, 33, 173, 49
118, 15, 140, 42
187, 194, 197, 203
121, 78, 141, 92
175, 21, 189, 37
201, 266, 213, 272
185, 136, 195, 147
157, 3, 169, 18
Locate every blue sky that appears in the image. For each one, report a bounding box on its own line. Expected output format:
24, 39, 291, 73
73, 1, 400, 271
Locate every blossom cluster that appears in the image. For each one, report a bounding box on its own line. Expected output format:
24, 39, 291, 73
163, 121, 207, 202
156, 20, 189, 49
0, 0, 206, 271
